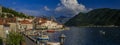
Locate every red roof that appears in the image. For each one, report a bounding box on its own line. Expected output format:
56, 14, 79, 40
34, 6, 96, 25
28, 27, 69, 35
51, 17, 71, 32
0, 20, 4, 25
34, 18, 47, 25
20, 20, 31, 24
0, 18, 17, 25
5, 18, 16, 23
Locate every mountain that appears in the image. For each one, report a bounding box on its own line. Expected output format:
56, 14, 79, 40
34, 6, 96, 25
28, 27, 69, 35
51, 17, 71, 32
65, 8, 120, 26
0, 6, 34, 18
56, 16, 71, 24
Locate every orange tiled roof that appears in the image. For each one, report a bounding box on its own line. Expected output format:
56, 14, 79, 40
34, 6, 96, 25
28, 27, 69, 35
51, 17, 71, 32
0, 20, 4, 25
19, 20, 31, 24
0, 20, 10, 25
0, 18, 17, 25
34, 18, 47, 25
5, 18, 16, 23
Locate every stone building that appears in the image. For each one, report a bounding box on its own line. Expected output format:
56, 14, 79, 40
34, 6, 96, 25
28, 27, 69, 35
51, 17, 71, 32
19, 19, 33, 31
0, 20, 5, 38
33, 17, 63, 30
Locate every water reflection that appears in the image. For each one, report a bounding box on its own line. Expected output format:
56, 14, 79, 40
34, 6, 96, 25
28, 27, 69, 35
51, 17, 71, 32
49, 27, 120, 45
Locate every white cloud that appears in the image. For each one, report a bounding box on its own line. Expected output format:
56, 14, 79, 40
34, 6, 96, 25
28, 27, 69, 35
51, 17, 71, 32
55, 0, 90, 16
44, 6, 50, 11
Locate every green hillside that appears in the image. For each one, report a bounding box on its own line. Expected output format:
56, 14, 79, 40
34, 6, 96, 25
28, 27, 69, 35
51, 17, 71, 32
0, 6, 34, 18
65, 8, 120, 26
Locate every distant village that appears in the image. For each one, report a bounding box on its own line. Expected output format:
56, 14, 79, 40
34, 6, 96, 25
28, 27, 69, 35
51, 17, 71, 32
0, 6, 64, 38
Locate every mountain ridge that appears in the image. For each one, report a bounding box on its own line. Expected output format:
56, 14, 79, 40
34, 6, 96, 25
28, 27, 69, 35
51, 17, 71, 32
65, 8, 120, 26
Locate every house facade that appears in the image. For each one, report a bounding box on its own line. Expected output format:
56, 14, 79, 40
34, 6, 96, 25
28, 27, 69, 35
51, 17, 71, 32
34, 18, 63, 30
19, 19, 33, 31
0, 18, 11, 38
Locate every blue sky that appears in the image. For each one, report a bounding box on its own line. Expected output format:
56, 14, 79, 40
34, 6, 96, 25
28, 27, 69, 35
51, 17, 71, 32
0, 0, 120, 16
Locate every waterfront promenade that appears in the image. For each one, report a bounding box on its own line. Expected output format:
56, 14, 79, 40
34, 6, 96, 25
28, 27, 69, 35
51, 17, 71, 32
24, 36, 36, 45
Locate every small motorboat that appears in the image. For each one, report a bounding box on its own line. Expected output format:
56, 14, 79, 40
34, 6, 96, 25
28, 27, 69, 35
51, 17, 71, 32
37, 35, 49, 42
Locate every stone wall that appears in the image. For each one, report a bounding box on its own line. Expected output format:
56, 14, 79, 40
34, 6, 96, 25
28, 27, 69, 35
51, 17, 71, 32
9, 23, 16, 31
0, 25, 5, 38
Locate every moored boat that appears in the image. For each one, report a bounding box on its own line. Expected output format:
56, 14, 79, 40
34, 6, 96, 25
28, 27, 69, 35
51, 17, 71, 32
47, 30, 55, 33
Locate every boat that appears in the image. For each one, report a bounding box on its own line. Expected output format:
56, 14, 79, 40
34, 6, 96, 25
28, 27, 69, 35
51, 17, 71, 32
47, 42, 60, 45
37, 35, 49, 42
46, 30, 55, 33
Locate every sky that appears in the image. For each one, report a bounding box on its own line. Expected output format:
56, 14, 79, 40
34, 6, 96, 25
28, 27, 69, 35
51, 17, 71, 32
0, 0, 120, 17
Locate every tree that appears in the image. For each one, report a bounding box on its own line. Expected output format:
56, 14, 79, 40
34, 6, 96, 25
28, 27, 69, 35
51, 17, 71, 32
6, 32, 25, 45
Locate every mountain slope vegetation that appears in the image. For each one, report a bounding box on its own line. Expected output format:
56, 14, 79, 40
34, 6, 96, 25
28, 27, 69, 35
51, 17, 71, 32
0, 6, 34, 18
65, 8, 120, 26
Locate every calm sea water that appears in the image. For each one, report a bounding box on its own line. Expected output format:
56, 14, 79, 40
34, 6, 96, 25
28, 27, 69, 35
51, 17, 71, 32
48, 27, 120, 45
